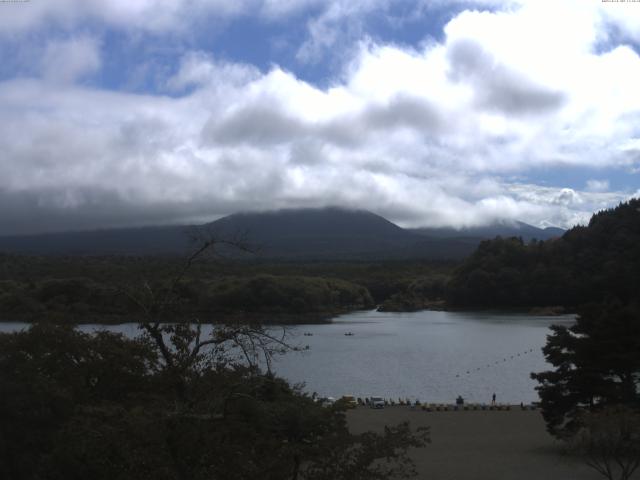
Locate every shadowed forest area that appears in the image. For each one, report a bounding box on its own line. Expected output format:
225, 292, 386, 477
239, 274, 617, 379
446, 199, 640, 309
1, 200, 639, 480
2, 199, 639, 321
0, 256, 451, 322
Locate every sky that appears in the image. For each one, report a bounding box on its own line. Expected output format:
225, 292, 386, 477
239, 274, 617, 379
1, 0, 640, 235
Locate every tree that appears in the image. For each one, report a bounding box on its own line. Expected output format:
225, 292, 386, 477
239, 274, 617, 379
568, 406, 640, 480
117, 234, 296, 399
531, 302, 640, 438
0, 233, 429, 479
447, 199, 640, 309
0, 324, 156, 480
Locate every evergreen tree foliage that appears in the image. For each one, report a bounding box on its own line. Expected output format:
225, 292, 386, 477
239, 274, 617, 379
448, 199, 640, 308
531, 302, 640, 438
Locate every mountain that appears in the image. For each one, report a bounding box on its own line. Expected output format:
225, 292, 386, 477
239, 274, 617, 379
204, 207, 421, 259
0, 207, 564, 260
409, 221, 564, 242
0, 225, 193, 256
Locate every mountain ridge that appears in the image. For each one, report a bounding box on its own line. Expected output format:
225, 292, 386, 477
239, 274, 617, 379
0, 207, 564, 260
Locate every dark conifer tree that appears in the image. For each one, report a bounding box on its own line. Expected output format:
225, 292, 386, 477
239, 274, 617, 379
532, 302, 640, 438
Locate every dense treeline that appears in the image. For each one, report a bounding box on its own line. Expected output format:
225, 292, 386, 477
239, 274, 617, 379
0, 255, 451, 321
377, 275, 448, 312
0, 274, 374, 322
200, 275, 374, 314
447, 199, 640, 308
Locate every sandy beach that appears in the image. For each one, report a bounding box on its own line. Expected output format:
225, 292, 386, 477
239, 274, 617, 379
348, 406, 638, 480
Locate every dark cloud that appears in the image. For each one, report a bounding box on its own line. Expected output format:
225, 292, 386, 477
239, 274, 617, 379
202, 94, 443, 152
0, 185, 296, 236
447, 38, 566, 115
202, 104, 307, 146
0, 188, 195, 235
288, 139, 327, 166
365, 94, 444, 132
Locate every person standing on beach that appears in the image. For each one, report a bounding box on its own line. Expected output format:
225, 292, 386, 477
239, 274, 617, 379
491, 393, 496, 405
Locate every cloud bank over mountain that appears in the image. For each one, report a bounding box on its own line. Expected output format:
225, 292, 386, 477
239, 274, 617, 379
0, 0, 639, 234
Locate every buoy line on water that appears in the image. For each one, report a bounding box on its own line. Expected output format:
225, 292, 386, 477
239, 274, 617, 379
454, 347, 538, 378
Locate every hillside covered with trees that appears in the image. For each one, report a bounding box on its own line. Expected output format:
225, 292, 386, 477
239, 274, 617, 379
447, 199, 640, 309
0, 252, 453, 322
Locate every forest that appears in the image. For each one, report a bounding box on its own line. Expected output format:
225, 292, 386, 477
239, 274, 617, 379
1, 199, 639, 321
0, 254, 451, 322
447, 199, 640, 309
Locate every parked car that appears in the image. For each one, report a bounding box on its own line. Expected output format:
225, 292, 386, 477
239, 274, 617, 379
320, 396, 336, 407
370, 396, 385, 409
340, 395, 358, 409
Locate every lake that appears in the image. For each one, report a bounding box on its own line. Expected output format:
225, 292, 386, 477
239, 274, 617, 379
0, 309, 575, 404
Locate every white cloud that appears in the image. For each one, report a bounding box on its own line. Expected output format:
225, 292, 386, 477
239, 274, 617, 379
40, 36, 102, 83
1, 0, 640, 233
0, 0, 371, 35
165, 52, 261, 92
586, 179, 610, 192
0, 0, 247, 34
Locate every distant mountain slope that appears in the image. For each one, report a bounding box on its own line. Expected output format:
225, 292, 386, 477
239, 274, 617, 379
409, 221, 564, 242
208, 207, 409, 239
204, 207, 423, 259
0, 207, 564, 260
0, 225, 192, 256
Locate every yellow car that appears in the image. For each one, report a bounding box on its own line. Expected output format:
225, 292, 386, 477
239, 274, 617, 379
340, 395, 358, 409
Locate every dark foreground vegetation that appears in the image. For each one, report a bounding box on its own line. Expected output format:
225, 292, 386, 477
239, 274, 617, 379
533, 301, 640, 436
0, 322, 429, 480
531, 301, 640, 480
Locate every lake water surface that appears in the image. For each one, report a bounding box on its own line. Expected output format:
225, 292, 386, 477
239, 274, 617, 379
271, 309, 575, 404
0, 309, 575, 404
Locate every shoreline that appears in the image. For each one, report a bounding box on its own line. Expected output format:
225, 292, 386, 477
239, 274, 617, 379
421, 305, 576, 316
0, 305, 576, 326
0, 310, 344, 326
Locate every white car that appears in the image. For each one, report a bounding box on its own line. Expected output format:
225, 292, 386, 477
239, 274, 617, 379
370, 396, 385, 409
321, 396, 336, 407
